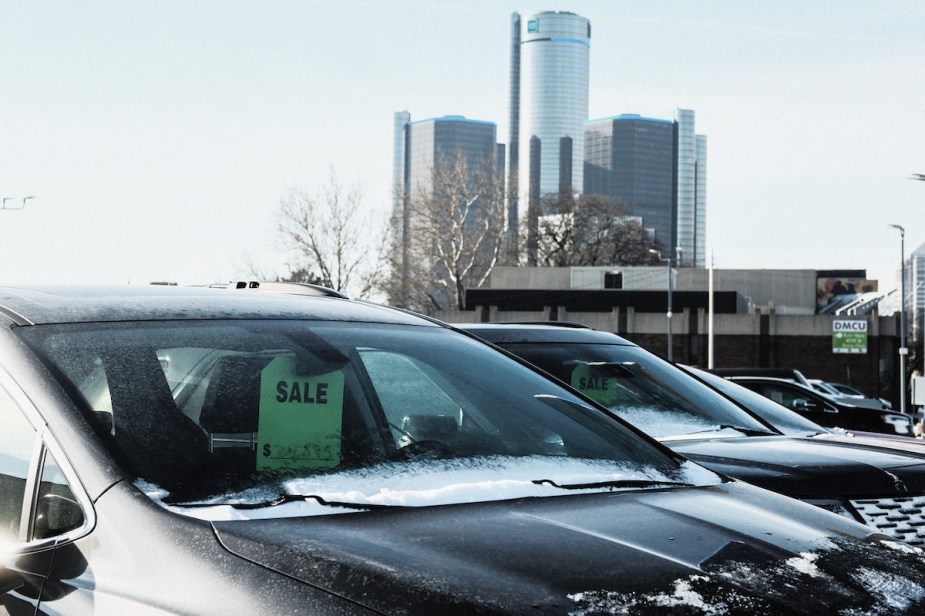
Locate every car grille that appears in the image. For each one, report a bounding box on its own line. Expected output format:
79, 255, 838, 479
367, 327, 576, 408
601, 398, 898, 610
851, 496, 925, 545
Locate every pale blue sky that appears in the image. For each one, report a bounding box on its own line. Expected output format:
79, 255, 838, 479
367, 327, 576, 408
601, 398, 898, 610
2, 1, 923, 292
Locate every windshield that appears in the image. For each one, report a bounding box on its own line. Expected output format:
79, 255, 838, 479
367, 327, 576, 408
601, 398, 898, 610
18, 320, 706, 517
497, 342, 775, 439
684, 367, 829, 437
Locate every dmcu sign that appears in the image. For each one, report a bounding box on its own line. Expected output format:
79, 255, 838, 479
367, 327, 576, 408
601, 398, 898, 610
832, 319, 867, 354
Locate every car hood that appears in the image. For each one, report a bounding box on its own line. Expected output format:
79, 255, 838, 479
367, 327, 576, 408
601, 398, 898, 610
669, 435, 925, 497
212, 482, 925, 614
815, 431, 925, 455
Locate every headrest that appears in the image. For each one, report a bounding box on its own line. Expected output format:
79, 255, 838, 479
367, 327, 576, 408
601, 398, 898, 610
199, 355, 271, 434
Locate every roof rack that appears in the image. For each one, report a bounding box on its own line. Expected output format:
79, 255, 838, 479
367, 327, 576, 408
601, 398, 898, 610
209, 281, 347, 299
467, 321, 591, 329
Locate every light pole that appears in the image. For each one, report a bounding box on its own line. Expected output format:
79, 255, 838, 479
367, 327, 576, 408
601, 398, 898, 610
890, 224, 908, 414
649, 248, 673, 361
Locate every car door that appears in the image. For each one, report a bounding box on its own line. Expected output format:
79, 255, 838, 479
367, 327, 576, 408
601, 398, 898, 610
0, 374, 90, 616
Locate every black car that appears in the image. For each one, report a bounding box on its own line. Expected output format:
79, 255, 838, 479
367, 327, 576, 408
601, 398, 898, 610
4, 288, 925, 614
459, 323, 925, 545
725, 376, 912, 436
686, 365, 925, 453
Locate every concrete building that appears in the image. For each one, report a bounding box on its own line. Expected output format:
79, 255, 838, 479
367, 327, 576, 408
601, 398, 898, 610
482, 265, 874, 316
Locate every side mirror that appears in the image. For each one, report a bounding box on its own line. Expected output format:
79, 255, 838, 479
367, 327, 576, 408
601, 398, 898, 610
33, 493, 85, 540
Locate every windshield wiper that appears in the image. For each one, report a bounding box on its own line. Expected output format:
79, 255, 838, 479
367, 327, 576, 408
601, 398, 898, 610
175, 493, 392, 511
531, 478, 692, 491
684, 424, 777, 437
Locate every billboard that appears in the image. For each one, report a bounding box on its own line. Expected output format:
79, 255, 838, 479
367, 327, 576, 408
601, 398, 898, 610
816, 277, 878, 314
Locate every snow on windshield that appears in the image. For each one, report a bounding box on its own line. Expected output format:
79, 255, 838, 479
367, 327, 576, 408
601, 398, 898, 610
138, 456, 720, 521
613, 406, 735, 439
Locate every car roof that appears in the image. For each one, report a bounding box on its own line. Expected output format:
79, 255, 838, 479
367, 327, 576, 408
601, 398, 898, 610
727, 376, 813, 387
0, 284, 431, 327
457, 322, 636, 346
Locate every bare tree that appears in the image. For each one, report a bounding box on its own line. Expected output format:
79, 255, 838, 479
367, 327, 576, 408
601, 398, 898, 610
533, 193, 661, 267
391, 151, 505, 312
278, 169, 387, 299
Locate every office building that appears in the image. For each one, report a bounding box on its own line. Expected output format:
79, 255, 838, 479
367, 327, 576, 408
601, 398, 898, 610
583, 109, 708, 268
584, 114, 675, 255
908, 243, 925, 346
676, 109, 707, 268
510, 10, 590, 263
391, 113, 504, 304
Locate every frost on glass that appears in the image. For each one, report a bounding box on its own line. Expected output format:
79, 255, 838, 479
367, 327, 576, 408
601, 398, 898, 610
609, 406, 726, 439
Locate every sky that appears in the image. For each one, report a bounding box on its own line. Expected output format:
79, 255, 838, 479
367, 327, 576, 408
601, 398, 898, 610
2, 1, 924, 294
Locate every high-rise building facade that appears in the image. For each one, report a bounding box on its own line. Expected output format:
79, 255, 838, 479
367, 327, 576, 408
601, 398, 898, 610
909, 243, 925, 348
510, 10, 590, 263
391, 113, 503, 304
676, 109, 707, 268
583, 109, 707, 268
584, 114, 676, 254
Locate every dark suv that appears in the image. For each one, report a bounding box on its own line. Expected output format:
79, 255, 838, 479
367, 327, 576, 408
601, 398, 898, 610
460, 323, 925, 544
10, 286, 925, 613
726, 376, 912, 436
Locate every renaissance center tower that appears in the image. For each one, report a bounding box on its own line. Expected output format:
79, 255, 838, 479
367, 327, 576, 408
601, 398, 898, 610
511, 10, 590, 263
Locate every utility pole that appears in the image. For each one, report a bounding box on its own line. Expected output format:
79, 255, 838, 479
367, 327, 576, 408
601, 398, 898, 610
649, 248, 673, 361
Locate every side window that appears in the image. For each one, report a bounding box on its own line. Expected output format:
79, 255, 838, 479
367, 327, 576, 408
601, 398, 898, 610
760, 384, 799, 408
33, 450, 84, 540
0, 387, 38, 543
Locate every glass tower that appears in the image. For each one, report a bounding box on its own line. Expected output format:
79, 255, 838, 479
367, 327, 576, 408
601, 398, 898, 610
675, 109, 708, 268
584, 114, 676, 254
583, 111, 707, 267
391, 113, 502, 305
515, 10, 590, 264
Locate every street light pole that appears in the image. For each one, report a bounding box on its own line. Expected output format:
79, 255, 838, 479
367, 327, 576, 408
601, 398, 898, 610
890, 224, 908, 414
649, 248, 673, 361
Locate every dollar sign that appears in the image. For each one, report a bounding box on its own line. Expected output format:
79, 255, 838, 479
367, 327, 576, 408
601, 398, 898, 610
263, 443, 272, 457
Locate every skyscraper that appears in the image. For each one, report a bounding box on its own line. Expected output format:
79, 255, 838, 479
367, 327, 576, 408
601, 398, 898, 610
676, 109, 707, 268
510, 10, 590, 263
583, 109, 708, 268
391, 113, 504, 305
584, 114, 675, 254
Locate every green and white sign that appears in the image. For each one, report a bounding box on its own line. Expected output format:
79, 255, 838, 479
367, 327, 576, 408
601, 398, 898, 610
833, 319, 867, 354
256, 355, 344, 471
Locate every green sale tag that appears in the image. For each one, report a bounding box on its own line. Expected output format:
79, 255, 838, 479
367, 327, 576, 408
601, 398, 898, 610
256, 355, 344, 471
570, 362, 622, 408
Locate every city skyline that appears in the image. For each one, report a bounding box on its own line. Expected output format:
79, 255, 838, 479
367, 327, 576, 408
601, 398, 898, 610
1, 2, 923, 296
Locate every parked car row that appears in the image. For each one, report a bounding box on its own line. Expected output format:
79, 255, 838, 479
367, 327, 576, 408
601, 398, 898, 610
3, 285, 925, 614
459, 323, 925, 544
